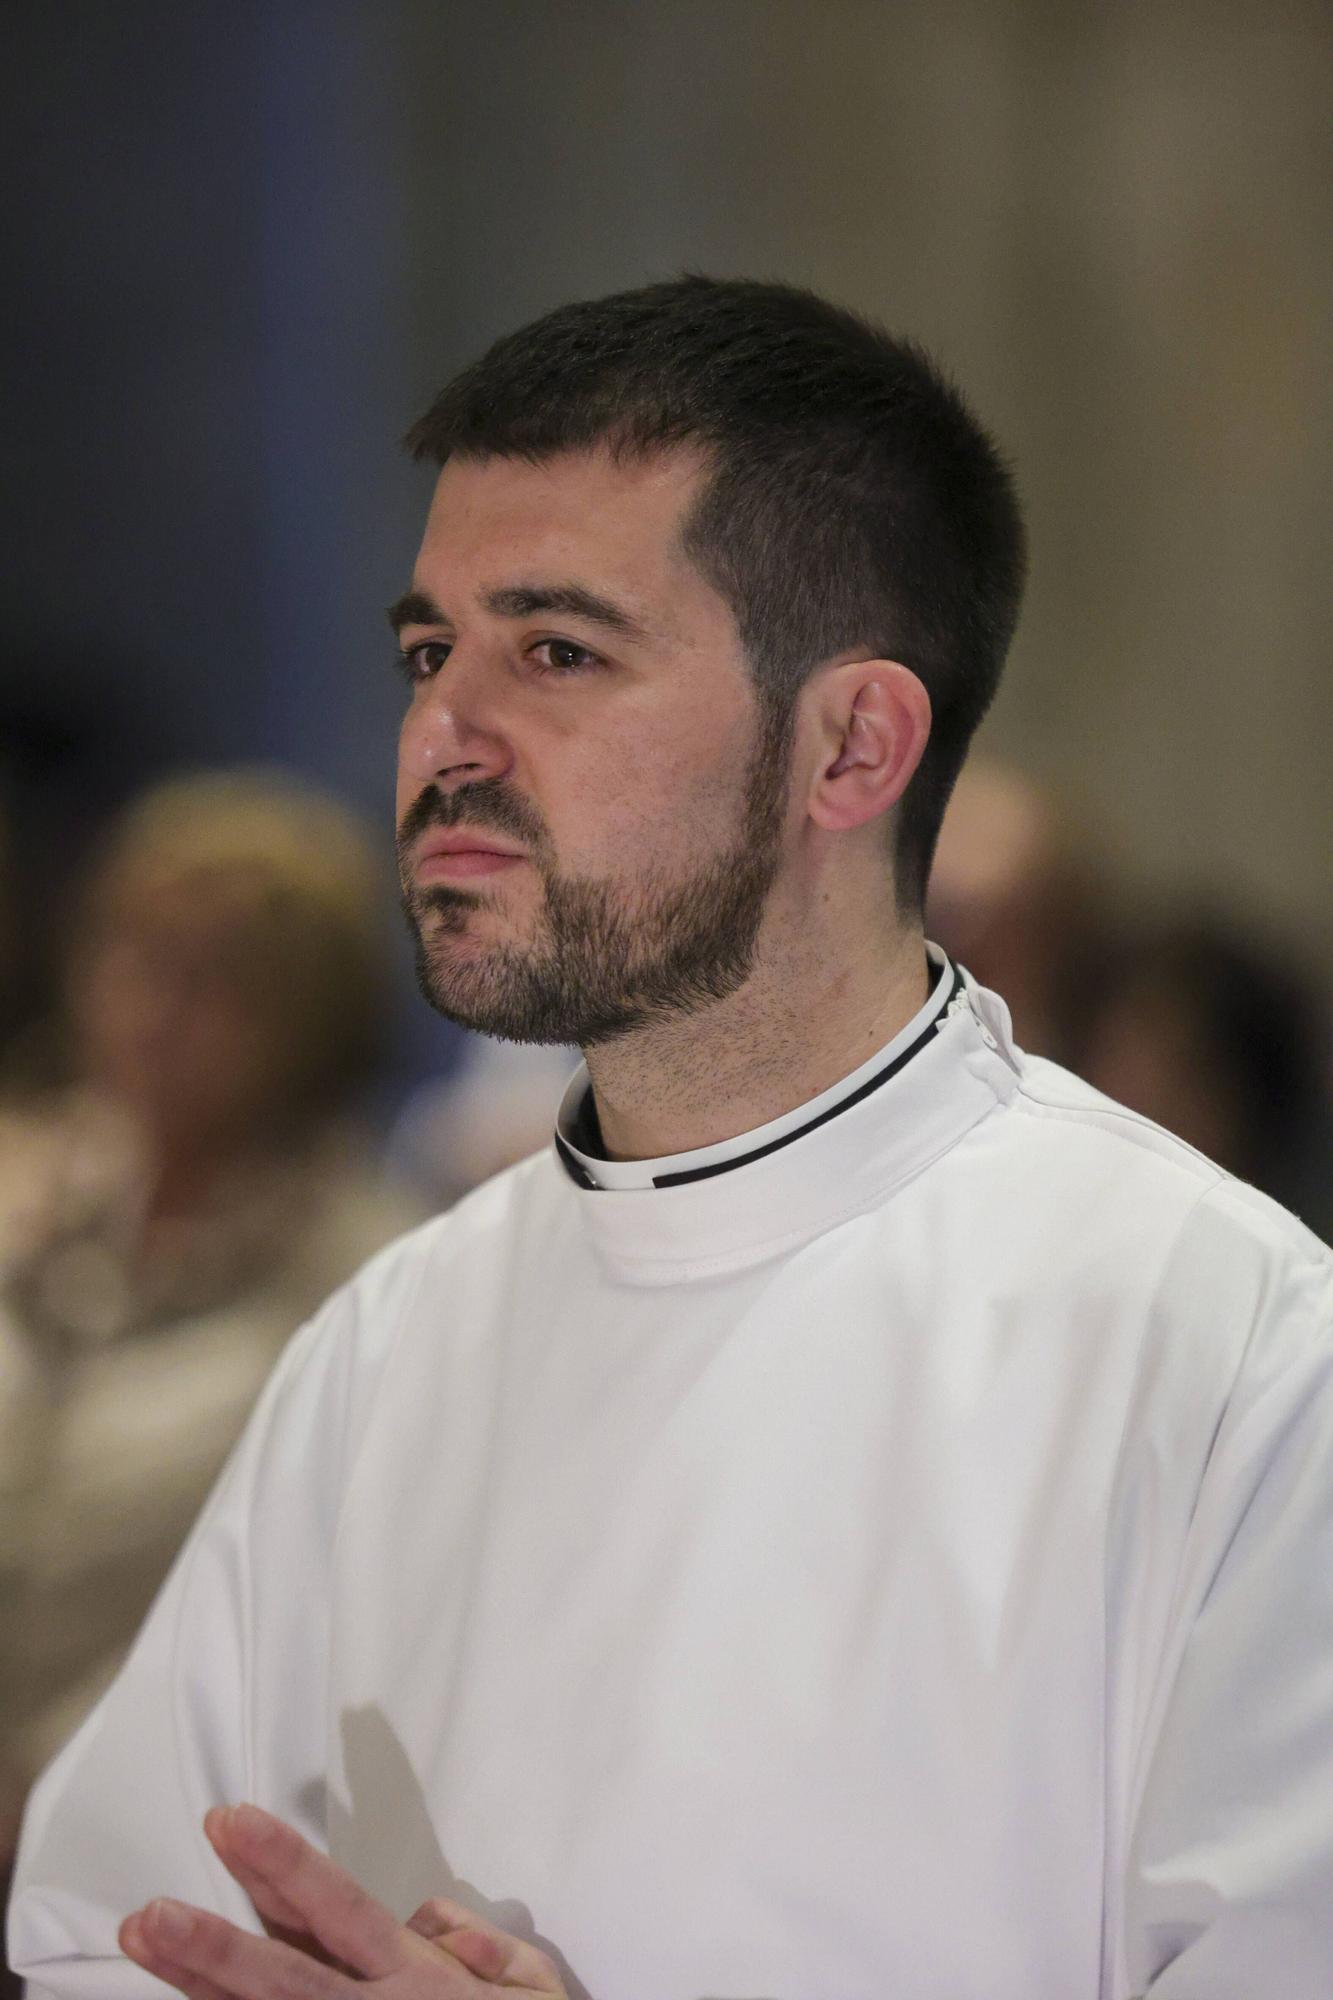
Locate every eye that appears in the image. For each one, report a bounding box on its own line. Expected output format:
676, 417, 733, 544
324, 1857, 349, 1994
394, 639, 451, 685
530, 638, 601, 675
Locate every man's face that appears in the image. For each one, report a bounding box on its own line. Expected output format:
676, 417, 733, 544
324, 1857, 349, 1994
393, 447, 793, 1047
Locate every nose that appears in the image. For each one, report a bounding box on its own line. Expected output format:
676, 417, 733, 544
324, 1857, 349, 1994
397, 648, 513, 792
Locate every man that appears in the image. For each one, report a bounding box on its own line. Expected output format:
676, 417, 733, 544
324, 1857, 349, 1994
9, 278, 1333, 1998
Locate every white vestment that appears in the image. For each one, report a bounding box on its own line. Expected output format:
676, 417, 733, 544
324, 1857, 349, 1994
9, 960, 1333, 1999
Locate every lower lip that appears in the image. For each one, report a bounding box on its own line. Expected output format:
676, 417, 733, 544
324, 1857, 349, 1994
416, 850, 526, 882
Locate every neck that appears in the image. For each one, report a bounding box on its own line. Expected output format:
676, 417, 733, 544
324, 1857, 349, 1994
584, 919, 931, 1163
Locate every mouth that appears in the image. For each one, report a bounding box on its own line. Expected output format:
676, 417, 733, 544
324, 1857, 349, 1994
411, 832, 528, 884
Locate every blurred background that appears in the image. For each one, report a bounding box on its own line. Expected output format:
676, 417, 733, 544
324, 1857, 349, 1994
1, 0, 1329, 1930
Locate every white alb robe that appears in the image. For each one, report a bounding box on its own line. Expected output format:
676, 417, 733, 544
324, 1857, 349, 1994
9, 961, 1333, 1999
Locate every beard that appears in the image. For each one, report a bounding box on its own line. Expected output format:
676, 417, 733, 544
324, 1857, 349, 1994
397, 705, 792, 1048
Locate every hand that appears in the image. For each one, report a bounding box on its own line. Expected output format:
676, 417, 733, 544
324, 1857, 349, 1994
119, 1802, 569, 1997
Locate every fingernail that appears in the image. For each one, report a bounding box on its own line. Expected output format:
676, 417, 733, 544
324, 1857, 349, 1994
230, 1802, 271, 1839
151, 1899, 193, 1945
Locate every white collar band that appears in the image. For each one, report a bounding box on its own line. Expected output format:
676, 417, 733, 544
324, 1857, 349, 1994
555, 947, 962, 1194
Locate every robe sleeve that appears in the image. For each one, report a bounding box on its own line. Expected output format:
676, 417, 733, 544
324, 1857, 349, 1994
1117, 1191, 1333, 1998
5, 1237, 408, 1998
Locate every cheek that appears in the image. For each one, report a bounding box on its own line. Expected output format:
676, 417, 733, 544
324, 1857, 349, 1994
550, 739, 750, 876
639, 711, 759, 828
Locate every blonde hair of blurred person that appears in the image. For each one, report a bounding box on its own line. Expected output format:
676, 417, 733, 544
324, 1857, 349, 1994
75, 768, 380, 1188
0, 769, 421, 1846
926, 756, 1101, 1065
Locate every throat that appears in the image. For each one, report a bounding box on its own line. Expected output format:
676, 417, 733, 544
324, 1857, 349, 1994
583, 937, 933, 1163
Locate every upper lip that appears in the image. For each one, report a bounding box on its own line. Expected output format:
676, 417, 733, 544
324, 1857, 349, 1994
414, 829, 526, 864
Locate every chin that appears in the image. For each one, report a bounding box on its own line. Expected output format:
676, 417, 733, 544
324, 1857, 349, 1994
414, 938, 512, 1027
413, 887, 520, 943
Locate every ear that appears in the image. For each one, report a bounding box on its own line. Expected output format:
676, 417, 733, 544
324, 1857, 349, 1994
806, 660, 932, 833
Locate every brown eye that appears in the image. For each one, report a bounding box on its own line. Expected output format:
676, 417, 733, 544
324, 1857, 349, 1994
398, 640, 451, 683
532, 639, 599, 674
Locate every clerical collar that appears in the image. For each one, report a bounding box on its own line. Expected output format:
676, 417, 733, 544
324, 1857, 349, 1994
555, 947, 963, 1192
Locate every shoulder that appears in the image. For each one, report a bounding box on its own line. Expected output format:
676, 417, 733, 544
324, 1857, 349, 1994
345, 1145, 561, 1293
1008, 1051, 1231, 1193
943, 1035, 1328, 1364
280, 1145, 564, 1381
1011, 1054, 1330, 1383
1018, 1050, 1323, 1238
185, 1150, 564, 1527
997, 1051, 1320, 1253
956, 978, 1238, 1239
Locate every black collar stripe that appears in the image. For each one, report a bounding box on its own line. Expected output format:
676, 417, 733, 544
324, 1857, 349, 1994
651, 961, 965, 1187
554, 1131, 600, 1189
556, 961, 966, 1192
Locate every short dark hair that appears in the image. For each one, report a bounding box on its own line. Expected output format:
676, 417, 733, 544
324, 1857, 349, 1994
405, 275, 1026, 908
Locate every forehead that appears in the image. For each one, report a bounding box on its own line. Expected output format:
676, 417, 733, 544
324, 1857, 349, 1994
414, 447, 721, 624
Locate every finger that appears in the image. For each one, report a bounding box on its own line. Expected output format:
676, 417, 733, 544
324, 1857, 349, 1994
120, 1911, 232, 2000
204, 1809, 341, 1966
406, 1897, 565, 1991
205, 1811, 309, 1935
405, 1896, 484, 1939
123, 1898, 349, 1998
205, 1804, 410, 1980
434, 1928, 510, 1981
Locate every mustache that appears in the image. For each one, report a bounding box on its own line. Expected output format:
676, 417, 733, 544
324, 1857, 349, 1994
396, 779, 549, 861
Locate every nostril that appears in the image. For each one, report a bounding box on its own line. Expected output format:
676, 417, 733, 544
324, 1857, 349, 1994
436, 761, 491, 786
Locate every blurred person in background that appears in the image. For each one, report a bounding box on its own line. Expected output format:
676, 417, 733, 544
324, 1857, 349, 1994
1077, 912, 1333, 1242
926, 754, 1103, 1065
0, 768, 421, 1879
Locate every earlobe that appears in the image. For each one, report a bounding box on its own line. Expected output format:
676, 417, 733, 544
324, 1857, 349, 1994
809, 662, 931, 833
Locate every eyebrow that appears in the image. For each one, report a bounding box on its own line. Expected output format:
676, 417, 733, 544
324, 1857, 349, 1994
387, 581, 654, 645
482, 582, 653, 643
387, 588, 446, 637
